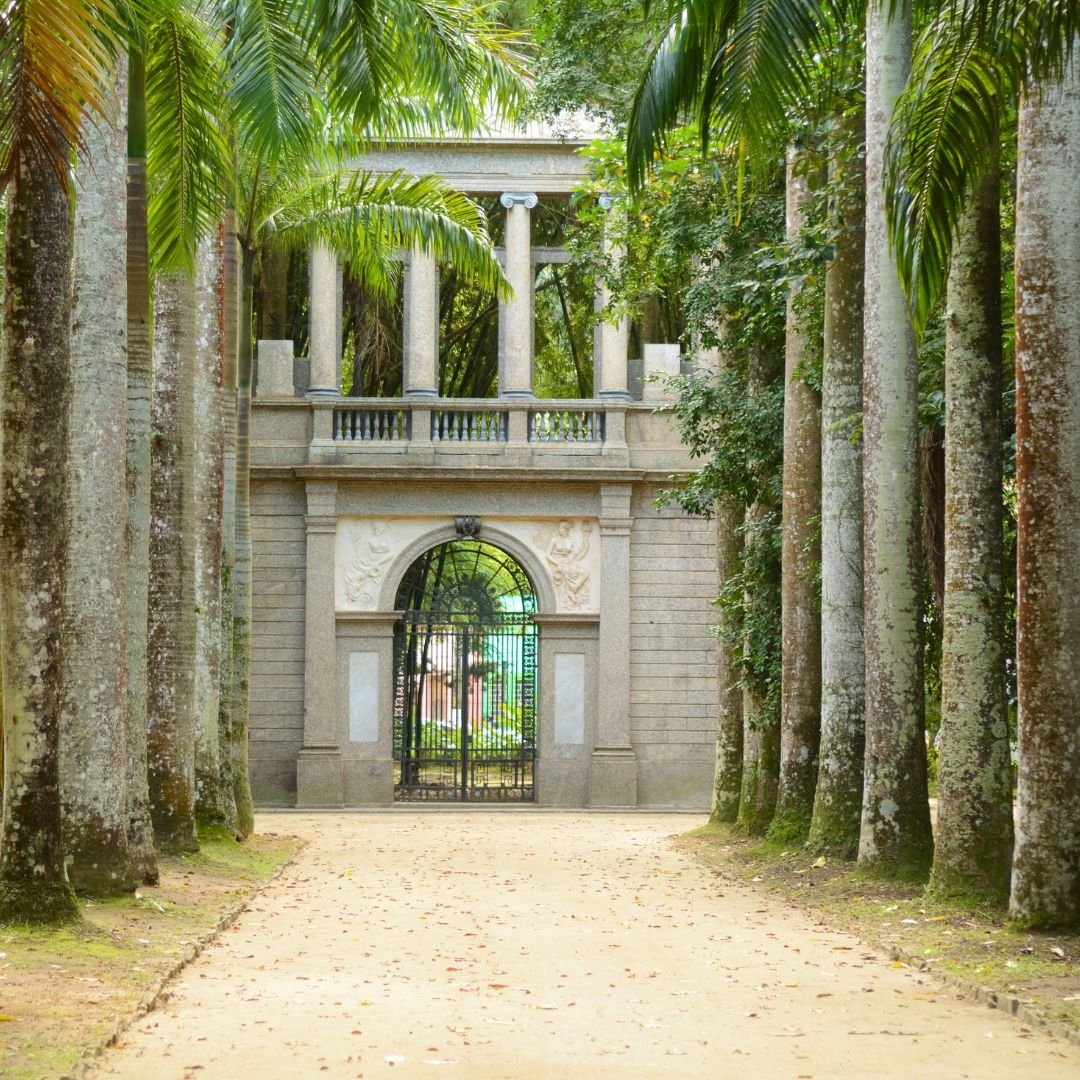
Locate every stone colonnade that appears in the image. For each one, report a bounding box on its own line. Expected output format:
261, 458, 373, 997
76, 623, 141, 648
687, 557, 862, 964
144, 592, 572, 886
306, 193, 631, 400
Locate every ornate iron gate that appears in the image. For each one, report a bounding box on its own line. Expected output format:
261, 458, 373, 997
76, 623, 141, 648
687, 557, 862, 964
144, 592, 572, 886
392, 540, 537, 802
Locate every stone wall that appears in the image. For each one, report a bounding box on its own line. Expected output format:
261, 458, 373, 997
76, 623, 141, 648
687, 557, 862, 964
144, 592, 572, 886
246, 473, 718, 808
630, 485, 718, 806
249, 479, 307, 804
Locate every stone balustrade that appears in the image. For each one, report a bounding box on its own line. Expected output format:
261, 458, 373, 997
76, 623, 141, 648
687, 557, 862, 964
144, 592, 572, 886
324, 398, 616, 449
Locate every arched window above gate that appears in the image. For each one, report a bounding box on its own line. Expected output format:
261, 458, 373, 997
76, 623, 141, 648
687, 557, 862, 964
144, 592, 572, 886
394, 539, 537, 621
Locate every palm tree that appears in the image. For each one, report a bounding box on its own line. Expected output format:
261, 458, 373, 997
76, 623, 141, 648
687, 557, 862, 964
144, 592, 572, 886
886, 1, 1080, 920
0, 0, 123, 922
627, 0, 871, 847
61, 60, 137, 895
857, 0, 933, 880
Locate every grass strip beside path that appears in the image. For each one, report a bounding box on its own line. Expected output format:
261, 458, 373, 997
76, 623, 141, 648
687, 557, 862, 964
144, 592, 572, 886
0, 828, 302, 1079
678, 824, 1080, 1045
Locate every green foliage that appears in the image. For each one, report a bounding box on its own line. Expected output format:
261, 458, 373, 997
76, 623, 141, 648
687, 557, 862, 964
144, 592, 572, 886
886, 0, 1079, 334
527, 0, 652, 121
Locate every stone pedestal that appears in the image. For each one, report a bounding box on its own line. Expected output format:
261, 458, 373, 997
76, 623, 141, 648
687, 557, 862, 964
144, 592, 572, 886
596, 195, 631, 401
297, 480, 343, 806
404, 248, 439, 397
643, 343, 682, 401
257, 339, 295, 397
499, 192, 537, 398
589, 483, 637, 807
308, 244, 339, 398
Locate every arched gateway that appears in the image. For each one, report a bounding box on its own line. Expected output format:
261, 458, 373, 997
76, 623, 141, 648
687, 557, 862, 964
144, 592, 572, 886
393, 540, 539, 802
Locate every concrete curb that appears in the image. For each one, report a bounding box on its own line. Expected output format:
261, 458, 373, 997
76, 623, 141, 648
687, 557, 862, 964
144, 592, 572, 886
73, 838, 308, 1078
883, 943, 1080, 1049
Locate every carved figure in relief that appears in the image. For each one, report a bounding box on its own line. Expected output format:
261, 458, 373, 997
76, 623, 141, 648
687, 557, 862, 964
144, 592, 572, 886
344, 520, 391, 606
546, 519, 592, 609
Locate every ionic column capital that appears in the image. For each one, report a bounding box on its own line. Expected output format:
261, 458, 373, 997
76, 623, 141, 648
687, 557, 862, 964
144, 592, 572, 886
500, 191, 539, 209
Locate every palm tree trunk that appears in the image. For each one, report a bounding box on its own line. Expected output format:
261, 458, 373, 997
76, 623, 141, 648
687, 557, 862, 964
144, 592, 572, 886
809, 125, 865, 858
0, 159, 80, 924
229, 246, 257, 837
711, 496, 743, 823
932, 155, 1013, 901
1009, 58, 1080, 928
61, 60, 135, 895
124, 51, 159, 883
737, 346, 781, 836
217, 210, 241, 834
194, 231, 229, 826
147, 272, 200, 854
772, 150, 822, 843
858, 0, 933, 880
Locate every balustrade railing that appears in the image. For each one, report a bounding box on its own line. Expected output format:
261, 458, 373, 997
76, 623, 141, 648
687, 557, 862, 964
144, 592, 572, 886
529, 407, 605, 443
432, 406, 508, 443
334, 407, 410, 442
320, 398, 619, 450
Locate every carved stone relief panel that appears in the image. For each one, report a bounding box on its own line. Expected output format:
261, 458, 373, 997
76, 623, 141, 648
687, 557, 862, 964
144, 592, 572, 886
334, 515, 601, 614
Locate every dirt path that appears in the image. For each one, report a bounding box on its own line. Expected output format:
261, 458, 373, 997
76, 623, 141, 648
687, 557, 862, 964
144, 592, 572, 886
92, 812, 1079, 1079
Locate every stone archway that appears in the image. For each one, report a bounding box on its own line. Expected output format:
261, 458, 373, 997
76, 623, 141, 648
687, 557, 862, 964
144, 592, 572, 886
391, 538, 539, 802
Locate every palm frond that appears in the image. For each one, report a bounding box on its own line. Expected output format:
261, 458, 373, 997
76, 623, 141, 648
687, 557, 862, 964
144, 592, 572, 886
266, 168, 508, 299
0, 0, 121, 190
702, 0, 825, 153
146, 1, 230, 274
303, 0, 528, 135
628, 0, 741, 190
225, 0, 320, 164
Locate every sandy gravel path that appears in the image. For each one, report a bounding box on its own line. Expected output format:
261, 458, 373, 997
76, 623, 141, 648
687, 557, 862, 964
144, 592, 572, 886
92, 812, 1079, 1079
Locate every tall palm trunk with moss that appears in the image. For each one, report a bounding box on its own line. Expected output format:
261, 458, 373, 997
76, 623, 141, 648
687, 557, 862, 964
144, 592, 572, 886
1010, 58, 1080, 928
193, 231, 229, 825
711, 494, 744, 823
737, 347, 782, 836
809, 125, 866, 858
0, 159, 80, 924
228, 244, 258, 837
62, 61, 135, 895
147, 272, 200, 853
858, 0, 933, 879
772, 151, 822, 843
217, 210, 241, 834
125, 52, 159, 882
931, 158, 1013, 901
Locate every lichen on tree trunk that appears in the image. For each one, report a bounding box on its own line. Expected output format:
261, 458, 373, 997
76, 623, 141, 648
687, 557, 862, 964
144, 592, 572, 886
932, 158, 1013, 902
193, 231, 229, 827
858, 0, 933, 880
147, 273, 200, 854
772, 151, 822, 844
809, 123, 865, 859
229, 247, 258, 838
1009, 59, 1080, 928
124, 50, 160, 883
711, 497, 744, 823
0, 158, 80, 924
62, 59, 136, 895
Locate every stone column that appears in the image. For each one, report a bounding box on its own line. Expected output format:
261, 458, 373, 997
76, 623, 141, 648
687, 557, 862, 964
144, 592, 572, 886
297, 480, 343, 806
404, 247, 439, 398
596, 194, 631, 400
499, 192, 538, 398
590, 483, 637, 806
308, 243, 339, 397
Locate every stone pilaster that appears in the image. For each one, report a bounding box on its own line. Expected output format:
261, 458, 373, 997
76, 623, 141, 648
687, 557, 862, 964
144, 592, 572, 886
404, 247, 439, 398
308, 243, 339, 398
590, 483, 637, 806
297, 480, 343, 806
596, 194, 631, 401
499, 192, 538, 398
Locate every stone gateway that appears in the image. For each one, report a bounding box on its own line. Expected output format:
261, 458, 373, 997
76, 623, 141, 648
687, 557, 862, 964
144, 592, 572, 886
247, 124, 719, 809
